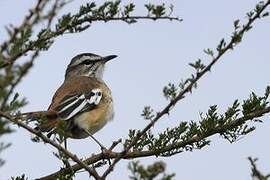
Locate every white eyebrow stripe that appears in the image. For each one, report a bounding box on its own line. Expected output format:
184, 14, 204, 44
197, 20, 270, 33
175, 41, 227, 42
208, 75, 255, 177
73, 55, 103, 66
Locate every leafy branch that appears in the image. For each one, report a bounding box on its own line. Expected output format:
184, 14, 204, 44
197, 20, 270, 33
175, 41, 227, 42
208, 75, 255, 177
0, 0, 65, 168
38, 88, 270, 179
0, 1, 181, 68
128, 161, 175, 180
0, 0, 69, 113
100, 1, 270, 178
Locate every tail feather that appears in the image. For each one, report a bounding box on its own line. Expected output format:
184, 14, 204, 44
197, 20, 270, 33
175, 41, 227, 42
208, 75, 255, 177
20, 110, 58, 121
37, 119, 59, 132
19, 110, 59, 133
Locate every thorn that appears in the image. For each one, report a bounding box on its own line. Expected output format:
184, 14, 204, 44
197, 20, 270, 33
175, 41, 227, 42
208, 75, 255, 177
109, 138, 122, 151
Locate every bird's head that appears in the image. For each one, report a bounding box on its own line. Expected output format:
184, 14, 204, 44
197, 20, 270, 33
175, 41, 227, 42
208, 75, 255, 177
65, 53, 117, 80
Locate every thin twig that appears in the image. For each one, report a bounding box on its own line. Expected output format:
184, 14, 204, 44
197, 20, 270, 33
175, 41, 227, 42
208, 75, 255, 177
248, 157, 270, 180
46, 0, 61, 29
82, 15, 182, 23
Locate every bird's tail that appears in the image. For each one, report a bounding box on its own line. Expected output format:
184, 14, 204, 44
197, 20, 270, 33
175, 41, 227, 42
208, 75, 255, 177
19, 110, 59, 132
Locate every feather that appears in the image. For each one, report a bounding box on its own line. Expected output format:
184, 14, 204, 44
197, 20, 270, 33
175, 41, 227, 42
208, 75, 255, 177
55, 88, 102, 120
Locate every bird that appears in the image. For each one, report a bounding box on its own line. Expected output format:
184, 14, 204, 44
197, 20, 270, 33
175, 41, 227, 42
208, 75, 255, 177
31, 53, 117, 148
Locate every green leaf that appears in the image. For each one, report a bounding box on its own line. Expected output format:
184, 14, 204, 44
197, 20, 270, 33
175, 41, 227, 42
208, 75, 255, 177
203, 48, 214, 57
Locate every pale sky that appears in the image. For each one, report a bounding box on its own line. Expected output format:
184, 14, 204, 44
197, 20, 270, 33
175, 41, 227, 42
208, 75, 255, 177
1, 0, 270, 180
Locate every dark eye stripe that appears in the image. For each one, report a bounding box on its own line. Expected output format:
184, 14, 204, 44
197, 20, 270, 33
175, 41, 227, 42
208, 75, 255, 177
79, 59, 100, 66
83, 60, 92, 65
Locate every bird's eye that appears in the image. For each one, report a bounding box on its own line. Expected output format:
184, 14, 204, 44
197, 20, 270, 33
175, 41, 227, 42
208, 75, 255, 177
83, 60, 92, 65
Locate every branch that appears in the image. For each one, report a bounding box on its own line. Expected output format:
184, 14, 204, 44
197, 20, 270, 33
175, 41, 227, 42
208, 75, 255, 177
0, 51, 39, 110
0, 0, 68, 111
0, 111, 101, 179
248, 157, 270, 180
128, 161, 175, 180
100, 1, 270, 178
0, 2, 181, 68
38, 105, 270, 180
0, 0, 47, 55
0, 0, 67, 67
0, 16, 180, 69
79, 15, 181, 22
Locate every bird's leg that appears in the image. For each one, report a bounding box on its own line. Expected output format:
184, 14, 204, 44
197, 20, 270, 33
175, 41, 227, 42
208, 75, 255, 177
84, 130, 107, 151
64, 138, 68, 150
84, 131, 112, 165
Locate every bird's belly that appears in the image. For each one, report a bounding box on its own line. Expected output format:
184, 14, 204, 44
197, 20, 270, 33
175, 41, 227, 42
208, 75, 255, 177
72, 102, 114, 138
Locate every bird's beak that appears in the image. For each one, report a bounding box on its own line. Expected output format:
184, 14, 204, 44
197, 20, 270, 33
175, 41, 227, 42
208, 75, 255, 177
103, 55, 117, 63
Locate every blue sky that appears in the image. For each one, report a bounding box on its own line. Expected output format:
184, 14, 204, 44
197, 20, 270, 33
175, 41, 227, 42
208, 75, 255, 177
1, 0, 270, 179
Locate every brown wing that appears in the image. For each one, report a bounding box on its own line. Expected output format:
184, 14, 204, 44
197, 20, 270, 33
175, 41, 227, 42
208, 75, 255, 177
48, 76, 101, 111
37, 76, 103, 132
